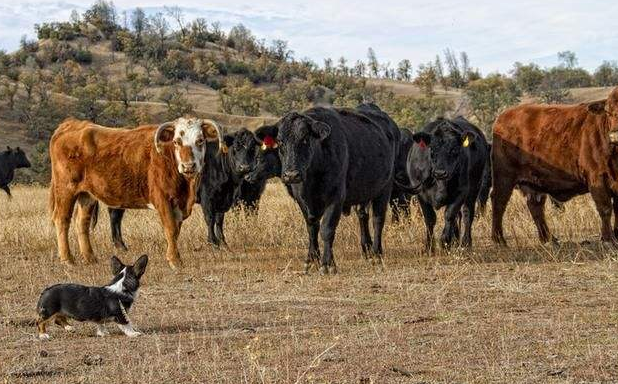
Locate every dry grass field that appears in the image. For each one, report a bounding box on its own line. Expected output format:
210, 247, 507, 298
1, 183, 618, 383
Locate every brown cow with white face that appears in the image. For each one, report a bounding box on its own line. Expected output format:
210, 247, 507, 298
49, 117, 223, 269
491, 86, 618, 245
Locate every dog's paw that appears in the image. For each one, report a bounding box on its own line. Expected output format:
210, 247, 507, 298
64, 325, 75, 332
38, 333, 51, 341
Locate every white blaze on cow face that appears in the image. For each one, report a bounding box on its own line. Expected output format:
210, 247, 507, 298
172, 118, 206, 176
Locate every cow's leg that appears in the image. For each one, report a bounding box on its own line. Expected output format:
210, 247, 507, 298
108, 208, 128, 251
52, 191, 77, 265
1, 185, 11, 197
214, 212, 227, 246
418, 198, 436, 252
200, 202, 219, 246
461, 199, 476, 247
612, 194, 618, 238
156, 201, 182, 269
75, 194, 97, 264
491, 178, 515, 246
370, 189, 391, 263
441, 199, 464, 249
356, 204, 372, 258
304, 216, 321, 273
590, 186, 617, 243
525, 192, 556, 243
319, 202, 343, 275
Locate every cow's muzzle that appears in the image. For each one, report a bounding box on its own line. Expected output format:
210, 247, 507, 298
180, 162, 197, 176
237, 164, 251, 174
432, 169, 448, 180
282, 170, 302, 184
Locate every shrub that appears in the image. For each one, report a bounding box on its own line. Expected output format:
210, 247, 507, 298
219, 79, 263, 116
464, 74, 521, 134
159, 88, 195, 120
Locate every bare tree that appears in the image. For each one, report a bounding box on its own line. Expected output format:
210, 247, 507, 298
367, 47, 379, 78
165, 6, 188, 41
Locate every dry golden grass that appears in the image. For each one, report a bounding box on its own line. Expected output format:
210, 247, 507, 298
1, 183, 618, 383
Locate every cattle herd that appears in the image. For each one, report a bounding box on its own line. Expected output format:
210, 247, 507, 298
0, 86, 608, 273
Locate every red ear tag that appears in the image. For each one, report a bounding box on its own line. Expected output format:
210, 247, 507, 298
418, 139, 427, 149
263, 135, 276, 148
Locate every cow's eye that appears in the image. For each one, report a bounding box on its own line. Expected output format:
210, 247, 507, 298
174, 138, 182, 146
196, 138, 204, 146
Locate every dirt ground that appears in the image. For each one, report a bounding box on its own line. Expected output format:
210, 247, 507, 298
1, 184, 617, 384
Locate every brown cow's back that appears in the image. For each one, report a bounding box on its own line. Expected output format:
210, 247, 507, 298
493, 102, 613, 199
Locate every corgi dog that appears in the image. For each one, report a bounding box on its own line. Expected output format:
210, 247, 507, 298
36, 255, 148, 340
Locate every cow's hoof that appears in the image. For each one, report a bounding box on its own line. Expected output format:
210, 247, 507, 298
64, 325, 75, 332
319, 266, 328, 275
168, 259, 183, 270
38, 333, 51, 341
60, 258, 75, 267
328, 265, 338, 275
303, 262, 312, 274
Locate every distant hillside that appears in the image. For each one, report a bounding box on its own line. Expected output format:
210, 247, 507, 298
1, 1, 617, 183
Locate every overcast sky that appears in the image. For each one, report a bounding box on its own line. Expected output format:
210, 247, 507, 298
1, 0, 617, 75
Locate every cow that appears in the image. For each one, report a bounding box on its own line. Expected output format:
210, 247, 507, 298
106, 128, 269, 250
402, 117, 490, 250
491, 86, 618, 245
271, 103, 400, 274
0, 146, 31, 196
390, 128, 415, 222
48, 117, 224, 269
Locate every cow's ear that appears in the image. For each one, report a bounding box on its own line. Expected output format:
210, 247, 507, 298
6, 146, 11, 152
110, 256, 124, 276
223, 134, 235, 149
201, 121, 221, 142
412, 133, 431, 147
310, 121, 331, 141
588, 100, 606, 114
255, 125, 279, 143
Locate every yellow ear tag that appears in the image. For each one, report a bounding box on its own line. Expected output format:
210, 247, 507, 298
219, 143, 228, 154
463, 136, 470, 148
261, 142, 268, 151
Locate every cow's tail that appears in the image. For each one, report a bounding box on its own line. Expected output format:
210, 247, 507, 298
48, 177, 55, 224
90, 201, 99, 230
477, 144, 492, 215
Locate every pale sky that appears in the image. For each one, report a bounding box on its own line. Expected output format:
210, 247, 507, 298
1, 0, 617, 75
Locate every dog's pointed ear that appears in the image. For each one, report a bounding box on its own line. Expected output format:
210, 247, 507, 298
110, 256, 124, 275
133, 254, 149, 278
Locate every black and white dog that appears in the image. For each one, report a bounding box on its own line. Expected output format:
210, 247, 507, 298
36, 255, 148, 339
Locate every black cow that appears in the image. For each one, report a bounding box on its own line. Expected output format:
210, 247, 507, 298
404, 117, 490, 250
390, 128, 415, 222
107, 129, 269, 250
272, 104, 400, 274
0, 146, 31, 196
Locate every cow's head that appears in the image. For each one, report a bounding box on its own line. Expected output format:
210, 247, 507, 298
244, 125, 281, 184
408, 133, 434, 193
588, 87, 618, 143
154, 117, 223, 177
5, 146, 31, 169
415, 121, 474, 204
277, 112, 330, 184
225, 128, 258, 176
